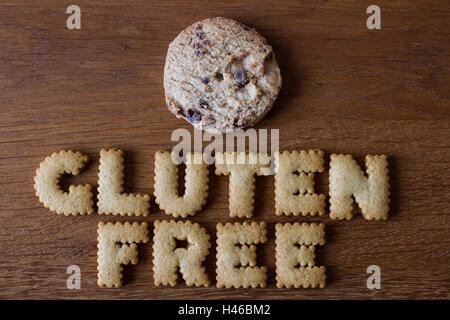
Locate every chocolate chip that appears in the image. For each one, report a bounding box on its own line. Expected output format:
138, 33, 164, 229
215, 72, 224, 81
186, 109, 202, 123
233, 117, 246, 128
197, 32, 204, 40
203, 115, 216, 125
234, 70, 250, 88
167, 102, 183, 116
195, 49, 206, 56
200, 77, 209, 85
198, 99, 209, 109
193, 42, 208, 56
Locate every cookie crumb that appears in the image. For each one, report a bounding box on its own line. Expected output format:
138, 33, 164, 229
97, 149, 150, 216
34, 150, 94, 216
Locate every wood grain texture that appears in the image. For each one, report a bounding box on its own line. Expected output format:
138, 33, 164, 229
0, 0, 449, 299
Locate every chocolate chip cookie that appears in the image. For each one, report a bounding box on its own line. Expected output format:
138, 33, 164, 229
164, 17, 282, 133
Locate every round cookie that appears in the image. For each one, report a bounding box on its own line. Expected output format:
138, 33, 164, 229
164, 17, 282, 133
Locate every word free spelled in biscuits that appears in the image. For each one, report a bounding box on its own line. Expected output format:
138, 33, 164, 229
34, 148, 390, 288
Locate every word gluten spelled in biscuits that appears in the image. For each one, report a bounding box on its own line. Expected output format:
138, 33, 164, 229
34, 149, 390, 289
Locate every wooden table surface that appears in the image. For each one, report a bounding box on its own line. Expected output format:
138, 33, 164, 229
0, 0, 449, 300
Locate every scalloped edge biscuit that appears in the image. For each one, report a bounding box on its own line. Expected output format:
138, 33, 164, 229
275, 222, 326, 288
329, 154, 390, 220
34, 150, 94, 216
154, 151, 209, 218
215, 152, 271, 218
274, 150, 326, 216
97, 148, 150, 216
153, 219, 211, 287
97, 221, 149, 288
216, 221, 267, 288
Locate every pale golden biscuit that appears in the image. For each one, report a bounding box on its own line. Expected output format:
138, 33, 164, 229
215, 152, 271, 218
329, 154, 390, 220
153, 220, 210, 287
274, 150, 326, 216
275, 223, 326, 288
154, 151, 209, 218
34, 150, 94, 216
97, 149, 150, 216
216, 221, 267, 288
97, 221, 149, 288
164, 17, 282, 133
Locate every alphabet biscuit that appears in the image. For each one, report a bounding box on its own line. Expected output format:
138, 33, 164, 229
154, 151, 209, 218
97, 221, 149, 288
329, 154, 390, 220
97, 149, 150, 216
274, 150, 326, 216
275, 222, 326, 288
34, 150, 94, 216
